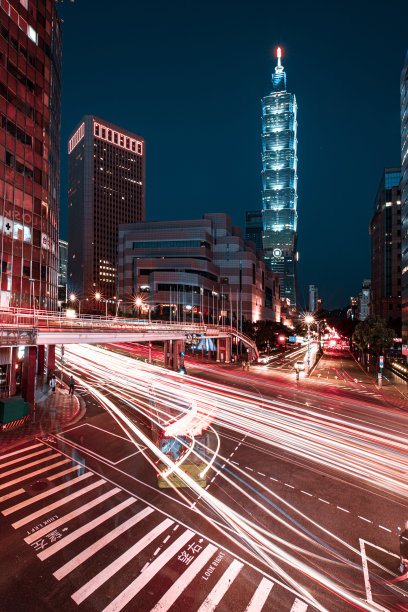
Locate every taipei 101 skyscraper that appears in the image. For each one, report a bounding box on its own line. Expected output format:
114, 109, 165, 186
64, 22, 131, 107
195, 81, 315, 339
261, 47, 298, 309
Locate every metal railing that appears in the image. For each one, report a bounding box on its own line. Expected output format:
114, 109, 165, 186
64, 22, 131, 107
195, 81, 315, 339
0, 307, 258, 355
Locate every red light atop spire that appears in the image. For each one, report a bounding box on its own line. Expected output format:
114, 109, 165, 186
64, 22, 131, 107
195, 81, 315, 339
276, 47, 282, 59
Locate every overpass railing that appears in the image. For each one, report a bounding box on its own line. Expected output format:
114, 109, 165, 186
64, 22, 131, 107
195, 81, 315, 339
0, 307, 258, 355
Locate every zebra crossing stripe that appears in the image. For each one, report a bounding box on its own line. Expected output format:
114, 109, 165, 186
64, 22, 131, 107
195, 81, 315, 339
0, 488, 25, 504
25, 487, 121, 545
244, 577, 274, 611
0, 448, 51, 468
0, 452, 60, 479
38, 497, 137, 561
12, 478, 106, 529
100, 528, 195, 612
151, 543, 218, 612
290, 599, 308, 611
0, 443, 43, 461
2, 472, 93, 516
47, 465, 83, 481
0, 459, 70, 491
71, 518, 175, 605
54, 505, 154, 580
197, 559, 244, 612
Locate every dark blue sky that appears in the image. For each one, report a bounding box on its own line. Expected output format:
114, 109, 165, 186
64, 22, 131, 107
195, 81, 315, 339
57, 0, 408, 310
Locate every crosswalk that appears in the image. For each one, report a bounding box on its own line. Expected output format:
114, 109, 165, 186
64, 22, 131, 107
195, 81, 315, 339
0, 440, 309, 611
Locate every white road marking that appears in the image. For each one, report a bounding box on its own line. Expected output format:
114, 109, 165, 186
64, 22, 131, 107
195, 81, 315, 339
258, 472, 266, 477
0, 488, 25, 503
244, 577, 274, 611
358, 516, 372, 523
102, 529, 196, 612
37, 497, 137, 561
0, 448, 51, 468
25, 487, 121, 545
290, 599, 308, 611
0, 458, 70, 491
379, 525, 392, 532
318, 498, 330, 504
0, 452, 60, 479
71, 519, 177, 605
336, 506, 349, 513
47, 465, 82, 481
54, 505, 154, 580
197, 559, 244, 611
3, 472, 93, 515
151, 544, 218, 612
0, 443, 43, 461
301, 491, 312, 497
12, 478, 106, 529
285, 484, 295, 489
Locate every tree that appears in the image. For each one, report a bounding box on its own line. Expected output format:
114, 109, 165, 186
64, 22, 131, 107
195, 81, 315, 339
352, 315, 394, 356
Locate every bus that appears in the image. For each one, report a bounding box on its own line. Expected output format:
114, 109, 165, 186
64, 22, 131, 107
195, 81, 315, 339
157, 430, 215, 489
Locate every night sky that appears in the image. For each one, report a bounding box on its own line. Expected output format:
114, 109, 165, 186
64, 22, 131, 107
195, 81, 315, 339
57, 0, 408, 310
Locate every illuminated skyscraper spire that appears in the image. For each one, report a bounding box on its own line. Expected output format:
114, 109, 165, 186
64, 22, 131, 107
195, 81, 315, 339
261, 46, 298, 308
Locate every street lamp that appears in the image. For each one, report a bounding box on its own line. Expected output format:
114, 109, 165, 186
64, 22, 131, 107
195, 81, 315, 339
115, 298, 122, 318
135, 296, 143, 318
304, 314, 314, 369
69, 293, 88, 317
95, 292, 107, 318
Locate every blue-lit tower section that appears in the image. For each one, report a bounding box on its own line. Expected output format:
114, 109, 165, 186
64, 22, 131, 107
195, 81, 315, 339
261, 47, 298, 308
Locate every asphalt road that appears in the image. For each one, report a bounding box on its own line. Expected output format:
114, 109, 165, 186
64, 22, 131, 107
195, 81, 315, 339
1, 345, 408, 611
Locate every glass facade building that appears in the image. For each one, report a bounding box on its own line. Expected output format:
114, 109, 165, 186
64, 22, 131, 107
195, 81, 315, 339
370, 168, 401, 332
261, 48, 298, 308
401, 51, 408, 345
0, 0, 62, 309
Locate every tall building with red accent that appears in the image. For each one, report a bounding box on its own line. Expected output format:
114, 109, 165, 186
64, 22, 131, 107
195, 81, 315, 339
68, 116, 145, 308
0, 0, 62, 310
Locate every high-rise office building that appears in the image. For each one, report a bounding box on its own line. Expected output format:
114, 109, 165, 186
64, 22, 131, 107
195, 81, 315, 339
245, 210, 263, 250
358, 279, 371, 321
0, 0, 62, 310
68, 116, 145, 306
401, 50, 408, 347
369, 168, 401, 332
58, 238, 68, 304
309, 285, 318, 313
261, 47, 298, 308
58, 239, 68, 287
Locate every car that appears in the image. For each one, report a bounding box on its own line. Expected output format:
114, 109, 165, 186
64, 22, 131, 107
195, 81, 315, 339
257, 354, 272, 365
295, 360, 305, 371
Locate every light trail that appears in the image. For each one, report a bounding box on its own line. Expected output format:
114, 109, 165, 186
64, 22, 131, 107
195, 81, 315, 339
59, 343, 406, 610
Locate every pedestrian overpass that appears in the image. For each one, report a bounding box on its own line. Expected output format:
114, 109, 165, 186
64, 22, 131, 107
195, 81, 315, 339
0, 308, 258, 403
0, 308, 257, 356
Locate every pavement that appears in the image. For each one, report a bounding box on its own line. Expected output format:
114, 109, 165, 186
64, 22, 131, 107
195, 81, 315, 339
0, 377, 84, 450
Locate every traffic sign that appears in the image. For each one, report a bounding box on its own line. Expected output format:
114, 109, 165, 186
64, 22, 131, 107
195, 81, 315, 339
181, 351, 184, 357
379, 356, 384, 369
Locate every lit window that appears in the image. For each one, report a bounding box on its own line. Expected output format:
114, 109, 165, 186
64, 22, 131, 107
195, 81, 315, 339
27, 25, 38, 44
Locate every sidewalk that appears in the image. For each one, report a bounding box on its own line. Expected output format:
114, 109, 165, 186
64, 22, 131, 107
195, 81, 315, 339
0, 377, 84, 450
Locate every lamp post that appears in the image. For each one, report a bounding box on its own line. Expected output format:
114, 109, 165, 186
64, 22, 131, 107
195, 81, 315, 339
135, 296, 142, 319
304, 314, 314, 370
70, 293, 87, 317
115, 298, 122, 318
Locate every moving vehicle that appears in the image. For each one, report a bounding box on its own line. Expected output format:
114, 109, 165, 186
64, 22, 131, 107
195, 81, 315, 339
257, 353, 273, 365
157, 430, 215, 488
